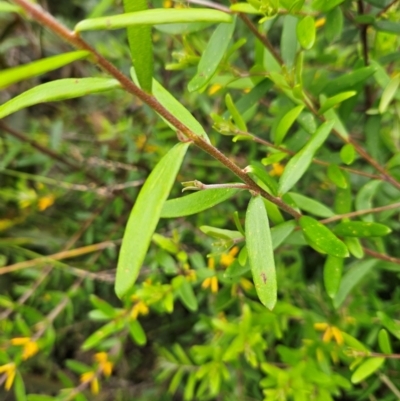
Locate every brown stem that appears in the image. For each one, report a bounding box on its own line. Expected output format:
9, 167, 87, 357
10, 0, 301, 219
320, 201, 400, 224
236, 13, 284, 65
251, 133, 381, 180
229, 0, 400, 192
363, 247, 400, 265
377, 0, 400, 17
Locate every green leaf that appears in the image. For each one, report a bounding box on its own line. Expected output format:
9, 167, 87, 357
152, 78, 210, 143
312, 0, 345, 12
128, 319, 147, 345
340, 143, 356, 165
319, 91, 357, 114
0, 51, 90, 90
374, 21, 400, 34
278, 120, 334, 195
89, 295, 118, 318
0, 78, 120, 119
288, 192, 335, 218
245, 163, 278, 195
176, 278, 198, 312
333, 259, 378, 308
188, 20, 236, 92
333, 221, 392, 237
323, 66, 377, 96
351, 358, 385, 384
230, 3, 261, 14
275, 105, 304, 145
14, 371, 26, 401
323, 256, 344, 298
200, 226, 243, 241
245, 196, 277, 310
355, 180, 381, 222
344, 237, 364, 259
378, 329, 392, 354
123, 0, 153, 93
225, 93, 247, 131
75, 8, 232, 31
271, 220, 296, 249
115, 143, 189, 298
0, 1, 21, 13
377, 312, 400, 340
161, 188, 238, 218
378, 75, 400, 114
296, 16, 316, 50
82, 319, 125, 350
299, 216, 349, 258
325, 6, 343, 43
281, 15, 298, 67
327, 164, 348, 189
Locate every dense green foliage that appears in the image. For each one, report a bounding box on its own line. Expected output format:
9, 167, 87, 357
0, 0, 400, 400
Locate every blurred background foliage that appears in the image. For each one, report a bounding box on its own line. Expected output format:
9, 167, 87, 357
0, 0, 400, 400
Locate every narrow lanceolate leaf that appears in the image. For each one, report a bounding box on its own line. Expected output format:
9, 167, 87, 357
115, 143, 189, 298
299, 216, 349, 258
288, 192, 335, 218
278, 120, 334, 195
0, 78, 120, 119
296, 16, 315, 50
318, 91, 357, 114
123, 0, 152, 93
281, 15, 298, 67
275, 105, 304, 145
161, 188, 238, 218
333, 221, 392, 237
379, 75, 400, 114
0, 1, 21, 13
378, 329, 392, 354
323, 66, 377, 96
351, 358, 385, 384
75, 8, 232, 32
324, 255, 344, 298
0, 51, 90, 90
377, 312, 400, 340
152, 79, 210, 143
188, 19, 236, 92
245, 196, 277, 310
334, 259, 377, 308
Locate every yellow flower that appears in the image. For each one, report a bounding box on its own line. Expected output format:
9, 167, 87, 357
269, 163, 284, 177
0, 363, 16, 391
208, 84, 222, 95
130, 300, 149, 320
11, 337, 39, 360
94, 352, 113, 377
80, 371, 99, 394
220, 246, 239, 267
38, 194, 55, 211
163, 0, 173, 7
315, 323, 343, 345
315, 18, 326, 28
202, 276, 219, 293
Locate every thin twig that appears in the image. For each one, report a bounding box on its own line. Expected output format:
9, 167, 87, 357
10, 0, 301, 219
320, 202, 400, 224
377, 0, 400, 17
185, 0, 231, 12
0, 240, 121, 275
363, 247, 400, 265
379, 373, 400, 399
